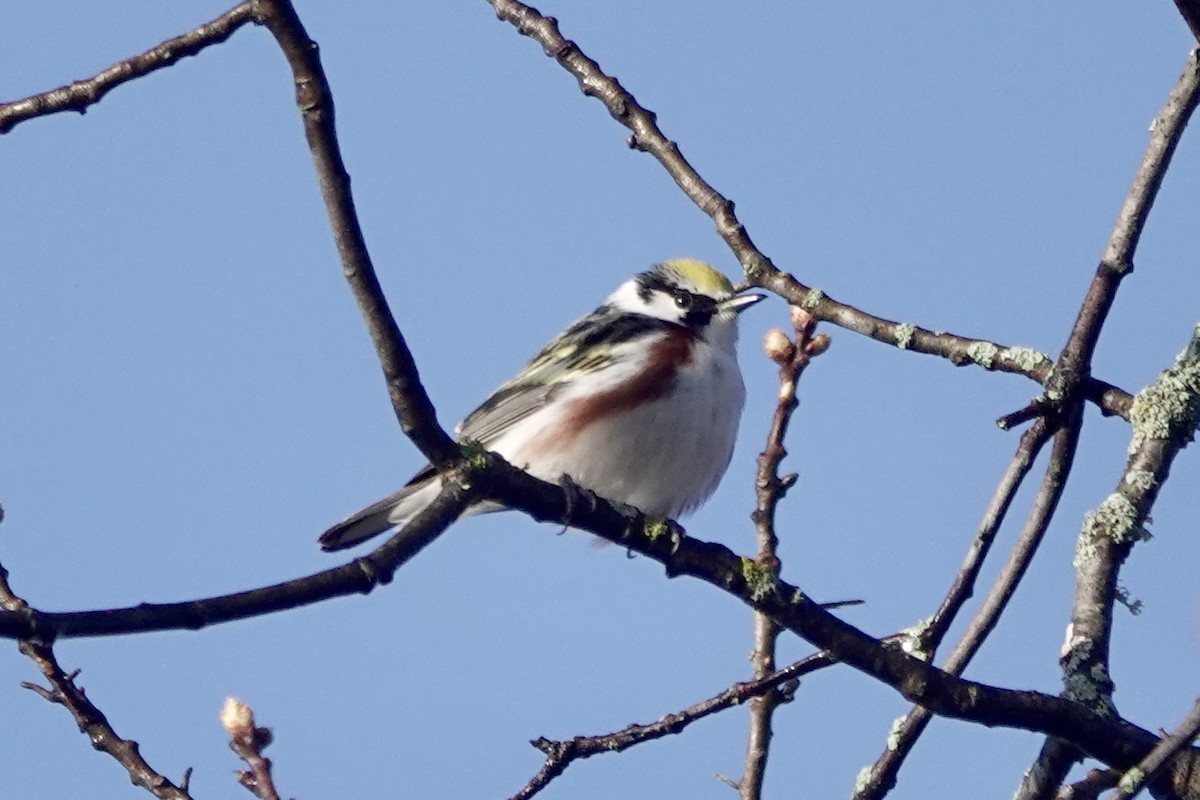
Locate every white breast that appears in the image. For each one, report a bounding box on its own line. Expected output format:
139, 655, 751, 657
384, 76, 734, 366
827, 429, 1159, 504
494, 335, 745, 518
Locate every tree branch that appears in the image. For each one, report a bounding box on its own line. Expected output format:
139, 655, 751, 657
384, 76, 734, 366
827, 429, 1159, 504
510, 651, 839, 800
1111, 697, 1200, 800
483, 0, 1134, 421
254, 0, 458, 467
1013, 45, 1200, 799
0, 3, 257, 135
0, 546, 193, 799
854, 419, 1079, 799
739, 310, 827, 800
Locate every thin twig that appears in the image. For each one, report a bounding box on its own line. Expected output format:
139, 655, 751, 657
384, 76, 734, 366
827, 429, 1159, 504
0, 545, 194, 800
222, 698, 283, 800
1015, 48, 1200, 800
1110, 697, 1200, 800
483, 0, 1133, 422
1043, 48, 1200, 410
254, 0, 457, 467
853, 419, 1079, 799
0, 3, 257, 134
1056, 768, 1119, 800
510, 651, 840, 800
740, 311, 827, 800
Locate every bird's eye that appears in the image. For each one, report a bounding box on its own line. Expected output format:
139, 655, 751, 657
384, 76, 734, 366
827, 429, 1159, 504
673, 291, 692, 309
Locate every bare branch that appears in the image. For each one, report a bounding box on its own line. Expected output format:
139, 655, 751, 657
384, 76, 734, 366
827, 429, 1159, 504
255, 0, 457, 467
0, 552, 194, 799
0, 481, 471, 641
1045, 49, 1200, 407
483, 0, 1133, 421
1173, 2, 1200, 41
0, 3, 257, 135
510, 651, 838, 800
854, 420, 1079, 799
739, 310, 827, 800
1110, 697, 1200, 800
221, 698, 283, 800
1014, 45, 1200, 798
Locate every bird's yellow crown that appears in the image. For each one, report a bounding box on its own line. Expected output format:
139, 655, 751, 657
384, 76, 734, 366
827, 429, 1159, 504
657, 258, 735, 298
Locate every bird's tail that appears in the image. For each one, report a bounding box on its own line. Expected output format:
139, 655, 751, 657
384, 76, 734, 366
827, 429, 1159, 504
318, 476, 441, 552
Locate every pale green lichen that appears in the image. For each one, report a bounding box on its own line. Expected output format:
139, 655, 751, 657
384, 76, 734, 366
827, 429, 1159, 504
1124, 469, 1157, 492
1074, 493, 1147, 567
1118, 767, 1146, 794
1128, 325, 1200, 454
894, 323, 916, 350
1000, 346, 1050, 372
643, 517, 671, 542
898, 617, 933, 661
740, 557, 779, 602
967, 341, 1000, 369
458, 439, 492, 469
853, 765, 875, 796
886, 716, 906, 751
800, 288, 825, 309
791, 588, 809, 605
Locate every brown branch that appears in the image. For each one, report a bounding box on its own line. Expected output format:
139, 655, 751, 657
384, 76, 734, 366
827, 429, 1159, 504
853, 419, 1080, 799
510, 651, 839, 800
1014, 46, 1200, 799
0, 550, 193, 799
1056, 769, 1119, 800
432, 459, 1192, 790
0, 3, 257, 134
739, 311, 828, 800
1173, 1, 1200, 41
1018, 327, 1200, 800
254, 0, 457, 467
222, 698, 283, 800
1, 438, 1195, 789
1111, 697, 1200, 800
483, 0, 1133, 422
1043, 48, 1200, 410
0, 480, 472, 641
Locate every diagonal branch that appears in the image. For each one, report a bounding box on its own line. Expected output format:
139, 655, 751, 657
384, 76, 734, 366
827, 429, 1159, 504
853, 418, 1079, 799
0, 480, 472, 641
1013, 45, 1200, 800
0, 538, 194, 800
484, 0, 1134, 421
1111, 697, 1200, 800
1043, 48, 1200, 407
510, 651, 840, 800
1171, 1, 1200, 44
0, 3, 257, 135
254, 0, 458, 467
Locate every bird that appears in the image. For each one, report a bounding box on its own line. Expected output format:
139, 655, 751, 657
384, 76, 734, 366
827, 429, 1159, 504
318, 258, 765, 551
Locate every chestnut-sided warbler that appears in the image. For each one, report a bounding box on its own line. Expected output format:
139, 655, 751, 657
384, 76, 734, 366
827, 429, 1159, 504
318, 259, 765, 551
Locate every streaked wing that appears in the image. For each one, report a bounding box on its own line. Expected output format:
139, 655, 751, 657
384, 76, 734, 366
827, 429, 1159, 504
455, 309, 672, 445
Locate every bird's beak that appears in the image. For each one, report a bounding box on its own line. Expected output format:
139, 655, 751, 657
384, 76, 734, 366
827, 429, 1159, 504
719, 292, 767, 315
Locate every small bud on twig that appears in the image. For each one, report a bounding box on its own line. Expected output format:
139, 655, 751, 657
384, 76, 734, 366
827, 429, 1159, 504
221, 696, 255, 736
763, 328, 796, 365
805, 333, 832, 357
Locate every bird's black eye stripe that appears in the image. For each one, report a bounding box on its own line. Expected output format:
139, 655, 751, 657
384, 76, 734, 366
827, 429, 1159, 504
635, 270, 674, 302
684, 294, 717, 327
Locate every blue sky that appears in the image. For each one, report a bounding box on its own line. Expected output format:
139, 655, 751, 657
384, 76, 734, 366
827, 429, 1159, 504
2, 2, 1199, 798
